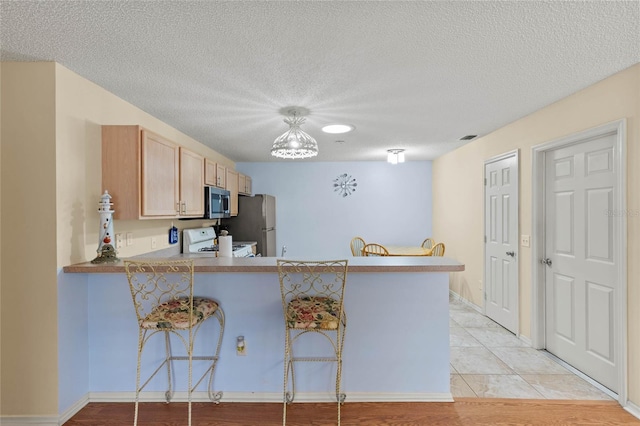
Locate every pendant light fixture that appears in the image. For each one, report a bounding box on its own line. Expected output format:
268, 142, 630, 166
387, 149, 406, 164
271, 107, 318, 159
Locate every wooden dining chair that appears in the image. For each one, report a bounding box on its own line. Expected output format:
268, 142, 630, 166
431, 242, 445, 256
421, 238, 434, 249
350, 237, 366, 256
362, 243, 389, 256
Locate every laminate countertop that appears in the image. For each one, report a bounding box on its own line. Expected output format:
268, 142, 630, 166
63, 255, 464, 274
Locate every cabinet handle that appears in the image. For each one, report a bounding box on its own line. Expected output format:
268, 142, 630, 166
176, 202, 180, 214
181, 202, 186, 214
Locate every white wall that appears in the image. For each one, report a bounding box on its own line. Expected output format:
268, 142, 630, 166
236, 161, 432, 258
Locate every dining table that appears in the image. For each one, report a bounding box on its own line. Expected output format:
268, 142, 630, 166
380, 245, 433, 256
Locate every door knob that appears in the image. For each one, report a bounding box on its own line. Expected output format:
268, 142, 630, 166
541, 258, 552, 266
506, 251, 515, 257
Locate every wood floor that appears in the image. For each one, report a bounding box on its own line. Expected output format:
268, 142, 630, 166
64, 399, 639, 425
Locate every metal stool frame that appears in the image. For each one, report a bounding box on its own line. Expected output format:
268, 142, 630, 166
277, 259, 349, 426
124, 259, 224, 426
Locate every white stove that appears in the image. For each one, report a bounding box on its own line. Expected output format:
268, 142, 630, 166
182, 227, 253, 257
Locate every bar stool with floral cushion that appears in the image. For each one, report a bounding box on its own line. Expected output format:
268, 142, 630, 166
124, 259, 225, 426
277, 259, 349, 426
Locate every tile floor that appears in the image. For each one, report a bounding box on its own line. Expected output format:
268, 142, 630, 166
449, 295, 614, 400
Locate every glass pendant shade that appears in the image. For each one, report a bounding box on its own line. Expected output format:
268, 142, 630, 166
271, 114, 318, 159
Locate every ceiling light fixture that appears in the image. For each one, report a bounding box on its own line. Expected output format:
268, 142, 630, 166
387, 149, 405, 165
322, 124, 355, 134
271, 108, 318, 159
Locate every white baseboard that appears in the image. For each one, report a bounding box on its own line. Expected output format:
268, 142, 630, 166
0, 394, 89, 426
59, 393, 90, 425
0, 416, 59, 426
449, 290, 482, 313
518, 334, 532, 346
624, 400, 640, 420
89, 391, 453, 403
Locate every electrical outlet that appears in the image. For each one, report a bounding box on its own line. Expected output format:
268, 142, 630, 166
236, 336, 246, 356
126, 232, 133, 246
521, 235, 530, 247
115, 234, 123, 250
151, 237, 157, 249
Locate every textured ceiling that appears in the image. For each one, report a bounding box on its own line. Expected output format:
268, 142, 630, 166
1, 1, 639, 162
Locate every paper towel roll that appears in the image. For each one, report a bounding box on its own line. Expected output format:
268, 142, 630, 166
218, 235, 233, 257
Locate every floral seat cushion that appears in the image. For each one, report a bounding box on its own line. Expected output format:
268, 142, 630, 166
287, 296, 342, 330
141, 297, 218, 330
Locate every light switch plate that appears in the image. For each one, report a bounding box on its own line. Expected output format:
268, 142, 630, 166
521, 235, 530, 247
126, 232, 133, 246
115, 234, 123, 250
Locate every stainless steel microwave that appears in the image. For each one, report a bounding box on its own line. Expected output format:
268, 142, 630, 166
204, 186, 231, 219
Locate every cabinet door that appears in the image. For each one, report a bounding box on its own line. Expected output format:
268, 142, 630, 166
205, 158, 217, 186
179, 148, 205, 217
216, 164, 226, 188
245, 176, 252, 195
226, 169, 239, 216
141, 130, 180, 217
238, 174, 247, 195
238, 173, 252, 195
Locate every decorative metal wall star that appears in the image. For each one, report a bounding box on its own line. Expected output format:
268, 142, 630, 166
333, 173, 357, 197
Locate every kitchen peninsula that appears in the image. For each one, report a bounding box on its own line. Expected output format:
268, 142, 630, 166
64, 256, 463, 402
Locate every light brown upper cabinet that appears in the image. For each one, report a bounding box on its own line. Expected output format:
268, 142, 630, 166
226, 169, 239, 216
238, 173, 252, 196
216, 163, 227, 188
205, 158, 227, 188
102, 125, 204, 219
178, 148, 205, 217
205, 158, 216, 186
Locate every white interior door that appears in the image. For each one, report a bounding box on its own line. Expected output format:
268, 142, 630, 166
484, 151, 519, 334
544, 134, 619, 392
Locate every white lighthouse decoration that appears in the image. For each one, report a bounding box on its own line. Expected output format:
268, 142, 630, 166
91, 190, 119, 263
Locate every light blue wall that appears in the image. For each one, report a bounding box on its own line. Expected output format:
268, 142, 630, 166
236, 161, 432, 258
57, 160, 436, 413
85, 270, 450, 397
58, 271, 89, 414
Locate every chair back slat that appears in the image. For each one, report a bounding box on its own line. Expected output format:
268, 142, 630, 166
431, 242, 445, 256
350, 237, 366, 256
362, 243, 389, 256
421, 238, 434, 249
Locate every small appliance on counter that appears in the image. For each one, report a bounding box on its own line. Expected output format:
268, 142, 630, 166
182, 227, 253, 257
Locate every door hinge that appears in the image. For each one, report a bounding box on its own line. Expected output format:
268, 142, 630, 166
484, 236, 487, 243
484, 178, 487, 186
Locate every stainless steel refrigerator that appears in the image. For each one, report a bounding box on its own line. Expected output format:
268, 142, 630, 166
224, 194, 276, 256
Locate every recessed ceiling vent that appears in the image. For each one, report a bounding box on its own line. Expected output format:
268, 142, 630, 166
459, 135, 477, 141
